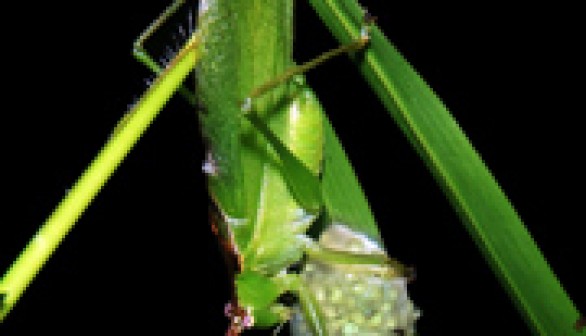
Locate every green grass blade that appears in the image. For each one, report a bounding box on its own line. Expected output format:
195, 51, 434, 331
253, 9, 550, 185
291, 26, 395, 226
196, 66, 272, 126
0, 32, 203, 322
246, 111, 322, 213
321, 117, 381, 244
309, 0, 582, 334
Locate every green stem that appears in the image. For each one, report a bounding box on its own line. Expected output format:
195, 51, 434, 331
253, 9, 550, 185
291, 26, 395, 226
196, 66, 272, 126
0, 31, 202, 321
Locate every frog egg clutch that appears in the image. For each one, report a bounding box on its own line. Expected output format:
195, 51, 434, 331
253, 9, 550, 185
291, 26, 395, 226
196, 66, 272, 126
291, 224, 420, 335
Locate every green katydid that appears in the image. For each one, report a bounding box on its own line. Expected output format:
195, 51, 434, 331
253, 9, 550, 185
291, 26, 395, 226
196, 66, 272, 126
188, 0, 418, 334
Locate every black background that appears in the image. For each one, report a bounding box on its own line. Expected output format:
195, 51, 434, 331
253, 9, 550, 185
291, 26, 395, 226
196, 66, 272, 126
1, 1, 583, 335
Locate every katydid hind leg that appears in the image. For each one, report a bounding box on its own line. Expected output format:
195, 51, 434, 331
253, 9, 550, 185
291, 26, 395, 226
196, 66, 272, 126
239, 14, 376, 216
245, 18, 373, 101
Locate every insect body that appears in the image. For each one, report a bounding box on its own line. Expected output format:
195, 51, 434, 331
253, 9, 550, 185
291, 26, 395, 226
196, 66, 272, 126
196, 1, 327, 332
195, 0, 418, 334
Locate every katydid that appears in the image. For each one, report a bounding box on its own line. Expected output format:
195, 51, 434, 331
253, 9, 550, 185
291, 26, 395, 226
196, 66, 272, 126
139, 0, 420, 333
192, 0, 418, 334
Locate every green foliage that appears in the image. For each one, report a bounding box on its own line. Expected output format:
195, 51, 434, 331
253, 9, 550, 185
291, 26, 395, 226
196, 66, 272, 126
2, 1, 581, 334
321, 121, 382, 244
246, 105, 322, 214
309, 0, 583, 334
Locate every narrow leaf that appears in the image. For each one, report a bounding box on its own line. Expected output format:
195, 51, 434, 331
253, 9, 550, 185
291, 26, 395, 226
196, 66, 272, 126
246, 111, 322, 213
321, 117, 382, 244
309, 0, 582, 334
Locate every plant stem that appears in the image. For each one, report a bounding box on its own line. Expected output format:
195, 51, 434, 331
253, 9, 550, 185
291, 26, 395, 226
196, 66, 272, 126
0, 31, 202, 321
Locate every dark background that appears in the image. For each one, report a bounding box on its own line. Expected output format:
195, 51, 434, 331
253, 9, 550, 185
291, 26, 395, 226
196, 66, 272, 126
1, 1, 583, 334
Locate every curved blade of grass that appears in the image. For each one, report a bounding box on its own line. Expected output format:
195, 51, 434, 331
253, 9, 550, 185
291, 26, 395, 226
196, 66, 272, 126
320, 117, 382, 244
309, 0, 582, 334
0, 31, 203, 322
246, 111, 322, 213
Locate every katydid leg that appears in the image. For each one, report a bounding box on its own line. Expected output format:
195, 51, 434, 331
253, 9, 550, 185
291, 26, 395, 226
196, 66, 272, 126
292, 278, 328, 336
133, 0, 196, 105
238, 16, 375, 215
272, 273, 328, 336
303, 238, 410, 279
245, 16, 373, 102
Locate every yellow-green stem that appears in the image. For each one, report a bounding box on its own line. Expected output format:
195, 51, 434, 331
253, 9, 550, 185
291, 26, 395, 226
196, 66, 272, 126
0, 32, 202, 321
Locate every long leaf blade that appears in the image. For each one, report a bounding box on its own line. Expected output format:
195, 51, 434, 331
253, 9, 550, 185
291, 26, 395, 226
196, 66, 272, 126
321, 118, 381, 244
0, 31, 204, 322
309, 0, 582, 334
246, 111, 322, 213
